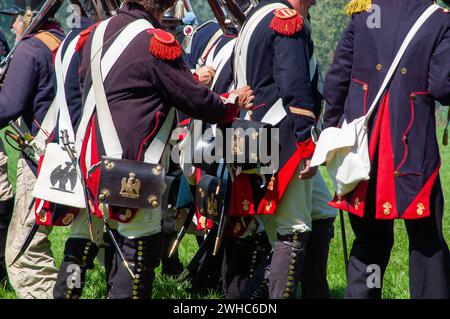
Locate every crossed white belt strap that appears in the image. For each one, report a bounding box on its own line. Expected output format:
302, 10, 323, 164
34, 33, 79, 146
233, 3, 288, 126
208, 38, 237, 92
88, 18, 175, 164
75, 19, 154, 154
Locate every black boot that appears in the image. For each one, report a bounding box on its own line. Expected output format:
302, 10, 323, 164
161, 231, 184, 277
251, 253, 272, 299
0, 197, 14, 282
108, 232, 163, 299
268, 231, 309, 299
222, 232, 272, 299
53, 238, 99, 299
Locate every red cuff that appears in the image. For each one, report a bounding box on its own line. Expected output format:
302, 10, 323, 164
218, 93, 239, 124
193, 72, 200, 83
297, 138, 316, 161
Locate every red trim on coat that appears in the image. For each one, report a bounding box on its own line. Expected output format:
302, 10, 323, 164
374, 92, 398, 219
137, 111, 161, 160
218, 93, 238, 124
178, 118, 191, 127
352, 78, 369, 114
401, 164, 440, 220
193, 72, 200, 83
79, 118, 102, 219
257, 138, 315, 215
229, 174, 255, 217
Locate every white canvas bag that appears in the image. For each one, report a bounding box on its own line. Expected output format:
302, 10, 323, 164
310, 4, 440, 196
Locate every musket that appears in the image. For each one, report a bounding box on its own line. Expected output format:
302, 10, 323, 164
0, 0, 64, 85
212, 163, 229, 256
59, 130, 135, 279
207, 0, 229, 34
221, 0, 246, 28
104, 0, 120, 16
177, 223, 219, 283
5, 121, 42, 165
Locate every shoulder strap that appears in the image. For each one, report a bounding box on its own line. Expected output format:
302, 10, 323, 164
365, 4, 440, 123
233, 2, 288, 89
75, 19, 153, 154
34, 34, 78, 146
34, 31, 61, 52
210, 38, 237, 91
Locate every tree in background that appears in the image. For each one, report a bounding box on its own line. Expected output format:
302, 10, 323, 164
0, 0, 447, 71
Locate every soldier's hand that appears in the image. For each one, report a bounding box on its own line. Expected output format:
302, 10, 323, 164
299, 159, 317, 180
195, 66, 216, 86
231, 85, 254, 110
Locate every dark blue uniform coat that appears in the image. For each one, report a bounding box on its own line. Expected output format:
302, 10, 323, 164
323, 0, 450, 220
230, 0, 317, 217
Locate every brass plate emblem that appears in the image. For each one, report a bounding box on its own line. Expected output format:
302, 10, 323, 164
120, 172, 140, 199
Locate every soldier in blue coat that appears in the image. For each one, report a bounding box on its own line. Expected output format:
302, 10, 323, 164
231, 0, 319, 299
323, 0, 450, 299
0, 0, 65, 299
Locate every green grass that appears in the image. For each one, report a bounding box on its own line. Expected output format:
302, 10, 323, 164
0, 110, 449, 299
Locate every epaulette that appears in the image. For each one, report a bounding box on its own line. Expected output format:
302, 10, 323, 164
345, 0, 372, 16
269, 8, 303, 36
147, 28, 182, 61
75, 22, 100, 52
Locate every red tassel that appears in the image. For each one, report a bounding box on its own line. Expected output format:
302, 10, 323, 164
270, 8, 303, 36
75, 22, 100, 52
148, 28, 182, 61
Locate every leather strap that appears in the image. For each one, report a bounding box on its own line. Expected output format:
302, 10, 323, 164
34, 31, 61, 52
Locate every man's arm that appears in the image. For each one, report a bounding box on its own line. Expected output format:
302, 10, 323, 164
153, 58, 244, 124
273, 29, 316, 143
322, 18, 355, 128
0, 41, 39, 129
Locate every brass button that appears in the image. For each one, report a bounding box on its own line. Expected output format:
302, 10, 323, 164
410, 93, 416, 100
363, 84, 368, 91
400, 67, 408, 75
376, 64, 383, 71
394, 171, 400, 178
